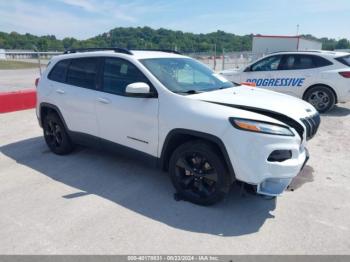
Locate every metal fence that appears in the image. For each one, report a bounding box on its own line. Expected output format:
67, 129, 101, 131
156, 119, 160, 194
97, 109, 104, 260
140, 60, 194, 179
0, 49, 266, 73
186, 51, 265, 71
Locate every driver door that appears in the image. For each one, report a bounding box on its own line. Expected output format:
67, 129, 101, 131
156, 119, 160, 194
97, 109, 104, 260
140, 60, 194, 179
95, 57, 159, 156
241, 55, 285, 92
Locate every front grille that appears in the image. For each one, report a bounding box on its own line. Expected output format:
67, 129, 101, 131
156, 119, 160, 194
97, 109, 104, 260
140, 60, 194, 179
300, 113, 321, 140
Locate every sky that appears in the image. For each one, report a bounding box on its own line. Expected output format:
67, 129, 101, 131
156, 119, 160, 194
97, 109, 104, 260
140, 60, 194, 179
0, 0, 349, 40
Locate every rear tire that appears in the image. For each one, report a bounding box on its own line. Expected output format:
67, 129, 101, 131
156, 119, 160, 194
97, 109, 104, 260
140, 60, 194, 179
304, 86, 335, 113
43, 112, 74, 155
169, 140, 231, 206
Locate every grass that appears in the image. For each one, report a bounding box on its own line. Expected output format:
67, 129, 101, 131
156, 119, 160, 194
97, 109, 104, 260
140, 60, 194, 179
0, 60, 39, 70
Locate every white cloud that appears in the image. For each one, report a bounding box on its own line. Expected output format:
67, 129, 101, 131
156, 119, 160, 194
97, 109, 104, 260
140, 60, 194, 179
0, 0, 170, 39
60, 0, 96, 12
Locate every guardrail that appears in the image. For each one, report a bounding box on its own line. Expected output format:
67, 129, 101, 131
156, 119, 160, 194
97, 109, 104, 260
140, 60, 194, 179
0, 51, 63, 75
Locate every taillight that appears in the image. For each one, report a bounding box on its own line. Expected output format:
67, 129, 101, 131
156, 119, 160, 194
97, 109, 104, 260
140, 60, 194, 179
35, 78, 40, 88
339, 71, 350, 78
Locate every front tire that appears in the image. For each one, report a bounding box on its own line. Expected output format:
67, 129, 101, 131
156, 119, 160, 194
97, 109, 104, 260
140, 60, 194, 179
304, 86, 335, 113
43, 112, 74, 155
169, 140, 231, 206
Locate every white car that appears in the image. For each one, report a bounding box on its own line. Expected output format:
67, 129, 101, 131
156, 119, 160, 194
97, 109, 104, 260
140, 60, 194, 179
36, 48, 320, 205
220, 51, 350, 112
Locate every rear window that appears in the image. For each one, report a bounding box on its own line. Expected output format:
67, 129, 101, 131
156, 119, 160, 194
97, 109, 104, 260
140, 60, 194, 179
66, 58, 100, 89
48, 60, 70, 82
336, 55, 350, 66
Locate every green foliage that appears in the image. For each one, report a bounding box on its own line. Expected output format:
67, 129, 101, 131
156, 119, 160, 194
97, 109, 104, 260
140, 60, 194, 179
0, 27, 349, 52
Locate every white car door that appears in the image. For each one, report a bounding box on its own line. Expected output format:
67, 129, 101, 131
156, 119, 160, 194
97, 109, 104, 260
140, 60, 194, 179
241, 55, 288, 93
270, 54, 320, 98
48, 57, 100, 136
242, 54, 323, 98
95, 57, 159, 156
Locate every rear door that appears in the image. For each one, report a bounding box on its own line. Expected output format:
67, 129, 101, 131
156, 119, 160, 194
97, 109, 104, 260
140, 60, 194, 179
95, 57, 159, 156
48, 57, 101, 136
273, 54, 316, 97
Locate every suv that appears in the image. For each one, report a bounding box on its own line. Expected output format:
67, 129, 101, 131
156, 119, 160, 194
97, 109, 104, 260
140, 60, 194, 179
220, 51, 350, 112
36, 48, 320, 205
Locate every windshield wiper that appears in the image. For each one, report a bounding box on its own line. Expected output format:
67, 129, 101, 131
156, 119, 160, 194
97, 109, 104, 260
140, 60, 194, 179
173, 90, 202, 94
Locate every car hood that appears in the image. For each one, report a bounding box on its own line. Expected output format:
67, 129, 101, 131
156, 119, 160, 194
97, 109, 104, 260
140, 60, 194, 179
220, 69, 242, 76
189, 85, 317, 120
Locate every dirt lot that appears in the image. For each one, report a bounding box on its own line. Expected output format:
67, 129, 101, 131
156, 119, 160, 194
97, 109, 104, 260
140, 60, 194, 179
0, 105, 350, 254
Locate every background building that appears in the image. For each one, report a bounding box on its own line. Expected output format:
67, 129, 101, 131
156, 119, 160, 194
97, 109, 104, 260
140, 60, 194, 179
252, 35, 322, 54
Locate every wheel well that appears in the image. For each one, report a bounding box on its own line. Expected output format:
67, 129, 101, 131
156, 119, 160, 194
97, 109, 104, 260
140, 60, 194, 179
303, 84, 338, 104
160, 130, 235, 183
40, 106, 55, 122
39, 103, 68, 130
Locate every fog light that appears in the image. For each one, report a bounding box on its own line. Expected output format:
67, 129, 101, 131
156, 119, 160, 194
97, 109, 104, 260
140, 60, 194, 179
268, 150, 292, 162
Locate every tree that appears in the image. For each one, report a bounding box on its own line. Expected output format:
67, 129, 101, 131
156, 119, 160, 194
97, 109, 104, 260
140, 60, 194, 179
0, 27, 349, 52
335, 39, 350, 50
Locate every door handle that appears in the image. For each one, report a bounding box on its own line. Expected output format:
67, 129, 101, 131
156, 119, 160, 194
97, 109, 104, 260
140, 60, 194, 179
56, 89, 65, 94
97, 97, 110, 104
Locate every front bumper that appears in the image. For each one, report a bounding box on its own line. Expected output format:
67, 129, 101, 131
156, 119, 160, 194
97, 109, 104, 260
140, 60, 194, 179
223, 126, 309, 196
257, 148, 309, 196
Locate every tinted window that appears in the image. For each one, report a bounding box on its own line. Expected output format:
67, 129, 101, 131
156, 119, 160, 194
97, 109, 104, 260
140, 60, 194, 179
251, 55, 282, 72
102, 58, 150, 95
336, 55, 350, 67
313, 56, 333, 67
280, 55, 332, 70
66, 58, 99, 89
48, 60, 69, 82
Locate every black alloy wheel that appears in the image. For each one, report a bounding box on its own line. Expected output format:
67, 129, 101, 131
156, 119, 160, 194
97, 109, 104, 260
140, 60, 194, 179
169, 141, 230, 205
43, 113, 74, 155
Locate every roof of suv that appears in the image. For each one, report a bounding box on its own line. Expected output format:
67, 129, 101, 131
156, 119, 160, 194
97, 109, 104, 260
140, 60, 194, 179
270, 50, 349, 58
55, 48, 185, 61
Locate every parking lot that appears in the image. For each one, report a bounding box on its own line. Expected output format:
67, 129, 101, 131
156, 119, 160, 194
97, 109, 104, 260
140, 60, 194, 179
0, 103, 350, 254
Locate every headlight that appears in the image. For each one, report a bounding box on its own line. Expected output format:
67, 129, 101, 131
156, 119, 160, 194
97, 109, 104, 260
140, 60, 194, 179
229, 118, 294, 136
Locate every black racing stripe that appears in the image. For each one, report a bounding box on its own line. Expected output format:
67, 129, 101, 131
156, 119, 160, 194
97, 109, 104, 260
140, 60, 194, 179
203, 100, 305, 139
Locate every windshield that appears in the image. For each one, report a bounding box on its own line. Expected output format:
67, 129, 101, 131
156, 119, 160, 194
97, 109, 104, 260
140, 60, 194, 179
140, 58, 235, 94
336, 55, 350, 67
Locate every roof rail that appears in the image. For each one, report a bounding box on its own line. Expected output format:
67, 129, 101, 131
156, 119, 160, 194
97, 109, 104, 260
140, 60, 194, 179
63, 47, 133, 55
132, 48, 181, 55
268, 50, 322, 55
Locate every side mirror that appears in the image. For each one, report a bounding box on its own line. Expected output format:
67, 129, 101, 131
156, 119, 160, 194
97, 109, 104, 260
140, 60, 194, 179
244, 66, 251, 72
125, 82, 155, 98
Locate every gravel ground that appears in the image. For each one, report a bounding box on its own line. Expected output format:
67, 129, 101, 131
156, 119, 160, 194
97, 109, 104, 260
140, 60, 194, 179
0, 68, 40, 92
0, 105, 350, 255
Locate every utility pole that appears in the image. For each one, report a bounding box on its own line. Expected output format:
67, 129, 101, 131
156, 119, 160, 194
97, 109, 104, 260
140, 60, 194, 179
213, 43, 217, 71
296, 24, 300, 36
33, 45, 42, 76
222, 48, 225, 71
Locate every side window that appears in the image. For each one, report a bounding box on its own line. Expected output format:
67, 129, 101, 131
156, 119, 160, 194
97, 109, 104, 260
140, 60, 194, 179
279, 55, 332, 70
295, 55, 314, 69
102, 58, 150, 95
313, 56, 333, 67
66, 58, 100, 89
251, 55, 282, 72
48, 60, 70, 83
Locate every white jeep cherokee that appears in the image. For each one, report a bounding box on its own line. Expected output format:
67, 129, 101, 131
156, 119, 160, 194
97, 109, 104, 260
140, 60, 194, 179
220, 51, 350, 113
36, 48, 320, 205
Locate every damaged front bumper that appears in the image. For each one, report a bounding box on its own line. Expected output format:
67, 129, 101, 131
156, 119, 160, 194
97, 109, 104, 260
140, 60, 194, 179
257, 148, 310, 196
